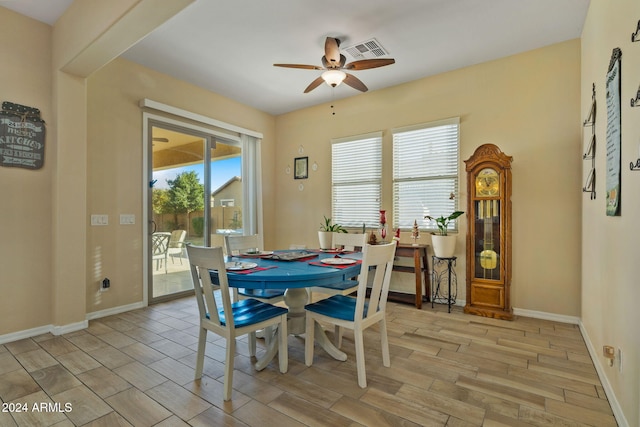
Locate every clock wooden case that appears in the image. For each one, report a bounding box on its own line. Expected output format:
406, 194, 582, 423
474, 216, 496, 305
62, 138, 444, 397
464, 144, 513, 320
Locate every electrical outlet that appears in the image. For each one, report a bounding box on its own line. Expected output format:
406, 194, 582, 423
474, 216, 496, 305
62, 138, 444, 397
100, 278, 110, 292
603, 345, 615, 367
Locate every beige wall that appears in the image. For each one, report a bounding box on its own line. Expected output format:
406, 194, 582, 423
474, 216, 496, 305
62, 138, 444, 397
85, 57, 276, 314
1, 2, 636, 424
274, 39, 582, 318
0, 10, 53, 335
581, 1, 640, 425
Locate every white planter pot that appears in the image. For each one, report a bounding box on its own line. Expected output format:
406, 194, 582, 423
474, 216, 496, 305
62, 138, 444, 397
318, 231, 333, 249
431, 234, 457, 258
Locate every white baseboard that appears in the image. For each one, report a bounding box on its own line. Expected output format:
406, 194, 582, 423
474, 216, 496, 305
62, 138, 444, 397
0, 320, 88, 344
0, 325, 52, 345
86, 301, 147, 320
579, 321, 629, 427
512, 307, 580, 324
0, 301, 147, 345
50, 320, 88, 336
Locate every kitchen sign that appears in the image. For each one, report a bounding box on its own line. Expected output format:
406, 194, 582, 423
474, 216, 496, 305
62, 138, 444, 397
0, 101, 45, 170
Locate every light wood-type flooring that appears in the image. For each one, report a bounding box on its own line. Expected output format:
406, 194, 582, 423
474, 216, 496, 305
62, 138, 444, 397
0, 296, 618, 426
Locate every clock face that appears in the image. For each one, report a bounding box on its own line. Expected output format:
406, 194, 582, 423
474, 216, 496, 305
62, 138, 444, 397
475, 168, 499, 197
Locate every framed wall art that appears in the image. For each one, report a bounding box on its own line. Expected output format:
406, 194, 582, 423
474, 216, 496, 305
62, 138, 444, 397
294, 156, 308, 179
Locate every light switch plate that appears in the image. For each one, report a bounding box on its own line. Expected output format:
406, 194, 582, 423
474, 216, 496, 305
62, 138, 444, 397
91, 214, 108, 226
120, 214, 135, 225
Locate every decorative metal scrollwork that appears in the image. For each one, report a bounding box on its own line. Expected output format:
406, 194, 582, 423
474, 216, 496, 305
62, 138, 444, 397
632, 20, 640, 42
631, 86, 640, 107
582, 83, 596, 199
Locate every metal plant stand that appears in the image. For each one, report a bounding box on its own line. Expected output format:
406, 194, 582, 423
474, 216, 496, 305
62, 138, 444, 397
431, 256, 457, 313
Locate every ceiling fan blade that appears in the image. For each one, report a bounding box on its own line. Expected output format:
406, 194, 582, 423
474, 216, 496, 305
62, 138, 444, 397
344, 58, 396, 70
274, 63, 323, 70
153, 137, 169, 142
324, 37, 342, 67
304, 76, 325, 93
343, 73, 368, 92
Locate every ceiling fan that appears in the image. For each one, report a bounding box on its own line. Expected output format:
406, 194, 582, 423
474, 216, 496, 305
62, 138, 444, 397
274, 37, 395, 93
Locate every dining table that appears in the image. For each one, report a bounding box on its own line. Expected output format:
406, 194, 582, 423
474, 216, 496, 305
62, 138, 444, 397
213, 249, 363, 370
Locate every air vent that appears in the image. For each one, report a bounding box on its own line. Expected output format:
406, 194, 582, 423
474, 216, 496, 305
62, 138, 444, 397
342, 38, 389, 60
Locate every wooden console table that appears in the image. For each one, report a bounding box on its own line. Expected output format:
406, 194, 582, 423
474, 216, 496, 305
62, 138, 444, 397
389, 244, 430, 309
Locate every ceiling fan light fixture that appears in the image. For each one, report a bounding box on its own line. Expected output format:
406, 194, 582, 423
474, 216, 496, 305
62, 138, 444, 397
321, 70, 346, 87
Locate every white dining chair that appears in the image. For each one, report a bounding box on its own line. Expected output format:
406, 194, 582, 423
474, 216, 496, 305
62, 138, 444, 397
304, 241, 397, 388
224, 234, 286, 302
224, 234, 261, 256
224, 234, 286, 350
311, 232, 367, 297
187, 245, 288, 401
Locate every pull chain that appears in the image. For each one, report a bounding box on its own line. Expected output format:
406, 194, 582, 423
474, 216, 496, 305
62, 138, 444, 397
330, 87, 336, 116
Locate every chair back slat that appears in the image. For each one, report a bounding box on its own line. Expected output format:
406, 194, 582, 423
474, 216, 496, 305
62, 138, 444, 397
331, 233, 367, 251
224, 234, 263, 256
187, 245, 234, 329
355, 242, 397, 321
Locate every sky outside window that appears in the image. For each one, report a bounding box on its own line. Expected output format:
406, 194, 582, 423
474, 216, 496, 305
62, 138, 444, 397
153, 157, 241, 191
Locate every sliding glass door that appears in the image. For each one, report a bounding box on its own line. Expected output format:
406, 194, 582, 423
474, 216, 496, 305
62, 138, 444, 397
148, 121, 242, 303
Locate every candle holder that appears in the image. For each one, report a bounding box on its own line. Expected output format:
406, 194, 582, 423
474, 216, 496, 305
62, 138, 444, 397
411, 219, 420, 246
379, 210, 387, 242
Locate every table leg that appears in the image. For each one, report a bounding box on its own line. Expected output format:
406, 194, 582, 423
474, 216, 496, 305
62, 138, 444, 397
254, 287, 347, 370
283, 288, 308, 335
255, 335, 278, 371
422, 248, 430, 303
413, 249, 422, 309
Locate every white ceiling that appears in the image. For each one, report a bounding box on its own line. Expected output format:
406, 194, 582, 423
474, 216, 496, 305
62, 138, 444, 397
0, 0, 72, 25
2, 0, 590, 116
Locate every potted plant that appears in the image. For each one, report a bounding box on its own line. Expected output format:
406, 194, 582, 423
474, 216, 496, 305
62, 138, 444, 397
318, 216, 346, 249
425, 211, 464, 258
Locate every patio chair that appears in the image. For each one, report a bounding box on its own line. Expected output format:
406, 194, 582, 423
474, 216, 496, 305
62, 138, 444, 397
151, 232, 171, 274
187, 245, 288, 400
167, 229, 187, 264
304, 241, 397, 388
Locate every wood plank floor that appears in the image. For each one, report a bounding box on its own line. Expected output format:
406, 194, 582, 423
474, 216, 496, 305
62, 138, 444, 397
0, 297, 618, 426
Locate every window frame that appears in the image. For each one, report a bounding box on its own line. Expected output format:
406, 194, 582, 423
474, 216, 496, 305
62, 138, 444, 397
392, 117, 461, 233
331, 132, 383, 228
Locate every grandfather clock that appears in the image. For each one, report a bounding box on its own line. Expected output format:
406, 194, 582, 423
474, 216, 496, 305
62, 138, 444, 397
464, 144, 513, 320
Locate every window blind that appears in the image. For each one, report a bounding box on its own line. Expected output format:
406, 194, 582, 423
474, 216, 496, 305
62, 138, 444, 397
392, 118, 460, 231
332, 133, 382, 228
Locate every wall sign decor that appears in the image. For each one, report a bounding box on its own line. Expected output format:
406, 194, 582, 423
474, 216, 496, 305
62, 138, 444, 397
294, 156, 308, 179
605, 48, 621, 216
0, 101, 45, 170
